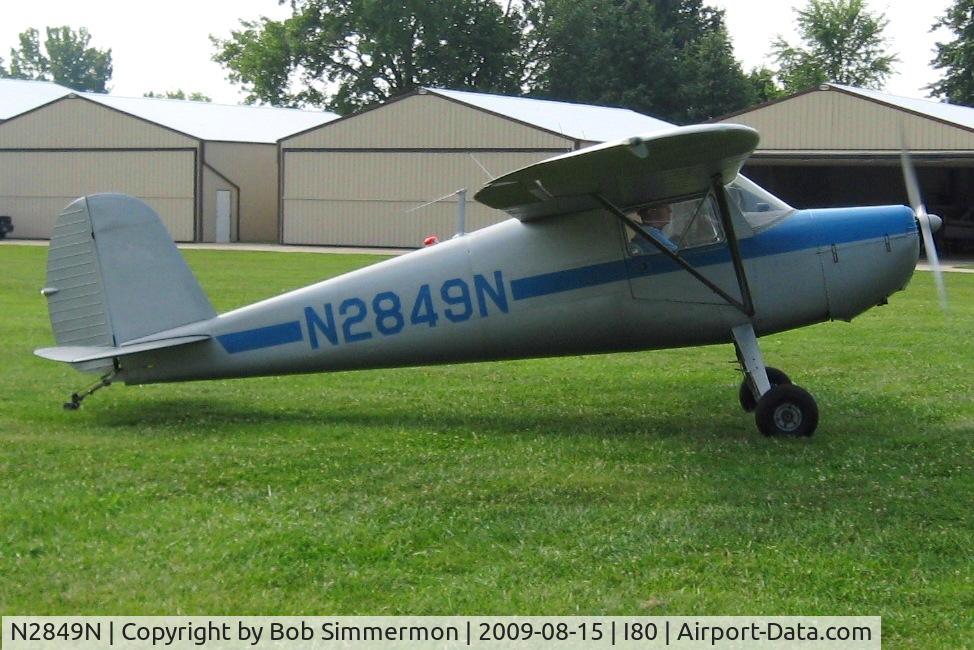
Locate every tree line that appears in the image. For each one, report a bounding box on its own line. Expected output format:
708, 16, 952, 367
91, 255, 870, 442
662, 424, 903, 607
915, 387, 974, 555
5, 1, 974, 123
0, 27, 210, 101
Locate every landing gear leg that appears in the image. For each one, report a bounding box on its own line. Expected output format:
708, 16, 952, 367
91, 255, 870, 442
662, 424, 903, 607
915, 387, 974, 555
731, 323, 818, 437
732, 323, 771, 402
63, 371, 115, 410
738, 367, 791, 412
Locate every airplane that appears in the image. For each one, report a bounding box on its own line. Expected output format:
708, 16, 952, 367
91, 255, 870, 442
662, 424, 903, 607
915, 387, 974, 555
33, 123, 945, 437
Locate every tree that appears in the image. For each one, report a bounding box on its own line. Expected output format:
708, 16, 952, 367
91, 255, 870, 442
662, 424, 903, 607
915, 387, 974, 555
211, 17, 297, 107
4, 26, 112, 92
771, 0, 896, 92
746, 67, 785, 104
530, 0, 753, 123
144, 90, 212, 102
929, 0, 974, 106
678, 23, 756, 122
212, 0, 524, 113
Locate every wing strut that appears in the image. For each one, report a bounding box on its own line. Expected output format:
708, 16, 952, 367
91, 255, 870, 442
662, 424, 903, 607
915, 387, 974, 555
594, 181, 755, 317
710, 174, 755, 317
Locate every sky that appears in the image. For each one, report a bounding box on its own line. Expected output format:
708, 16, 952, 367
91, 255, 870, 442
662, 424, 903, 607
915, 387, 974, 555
0, 0, 958, 106
710, 0, 954, 98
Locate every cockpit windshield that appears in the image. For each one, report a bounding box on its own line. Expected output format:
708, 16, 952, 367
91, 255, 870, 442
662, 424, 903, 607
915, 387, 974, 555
726, 175, 794, 231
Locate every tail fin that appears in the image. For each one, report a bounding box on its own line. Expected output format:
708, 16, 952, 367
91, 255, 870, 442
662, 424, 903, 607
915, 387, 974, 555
41, 194, 215, 350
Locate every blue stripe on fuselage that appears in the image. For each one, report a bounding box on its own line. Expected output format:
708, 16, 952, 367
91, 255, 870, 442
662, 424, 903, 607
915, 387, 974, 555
510, 206, 915, 300
214, 206, 914, 352
217, 320, 303, 353
510, 259, 631, 300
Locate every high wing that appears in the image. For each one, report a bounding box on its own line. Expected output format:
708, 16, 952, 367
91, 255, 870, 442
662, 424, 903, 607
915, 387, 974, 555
475, 123, 762, 317
474, 124, 759, 220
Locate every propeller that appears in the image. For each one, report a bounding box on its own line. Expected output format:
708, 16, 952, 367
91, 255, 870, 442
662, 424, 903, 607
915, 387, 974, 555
900, 147, 948, 311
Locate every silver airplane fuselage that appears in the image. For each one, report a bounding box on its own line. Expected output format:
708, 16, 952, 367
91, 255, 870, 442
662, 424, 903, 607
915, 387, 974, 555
119, 204, 919, 386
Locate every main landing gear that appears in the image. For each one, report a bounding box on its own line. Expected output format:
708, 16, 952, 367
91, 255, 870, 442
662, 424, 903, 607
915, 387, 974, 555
732, 323, 819, 437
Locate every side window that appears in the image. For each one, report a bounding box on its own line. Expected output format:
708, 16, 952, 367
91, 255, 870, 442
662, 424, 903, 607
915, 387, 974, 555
625, 195, 724, 257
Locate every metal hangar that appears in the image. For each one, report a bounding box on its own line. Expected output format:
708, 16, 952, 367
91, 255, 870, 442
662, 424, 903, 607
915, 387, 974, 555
715, 83, 974, 252
278, 87, 673, 248
0, 80, 336, 242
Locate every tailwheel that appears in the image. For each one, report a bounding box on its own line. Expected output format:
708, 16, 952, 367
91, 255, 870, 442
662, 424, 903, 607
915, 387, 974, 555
754, 384, 818, 437
738, 367, 791, 412
62, 371, 114, 411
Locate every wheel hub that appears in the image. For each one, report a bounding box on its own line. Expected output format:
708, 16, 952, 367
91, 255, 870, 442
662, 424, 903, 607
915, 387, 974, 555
773, 403, 803, 432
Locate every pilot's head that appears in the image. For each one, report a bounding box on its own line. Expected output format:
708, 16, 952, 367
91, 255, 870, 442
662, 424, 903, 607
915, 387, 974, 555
638, 204, 672, 228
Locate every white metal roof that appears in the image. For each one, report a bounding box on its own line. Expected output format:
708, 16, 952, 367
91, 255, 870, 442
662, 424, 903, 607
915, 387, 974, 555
80, 93, 339, 143
0, 78, 72, 120
427, 88, 673, 142
0, 79, 338, 141
829, 84, 974, 131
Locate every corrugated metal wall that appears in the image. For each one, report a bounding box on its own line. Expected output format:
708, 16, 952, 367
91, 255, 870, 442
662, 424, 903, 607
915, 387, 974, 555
282, 150, 563, 247
0, 96, 197, 149
204, 142, 278, 242
284, 198, 503, 248
284, 92, 572, 149
0, 96, 199, 241
281, 93, 572, 247
201, 165, 237, 242
719, 87, 974, 151
0, 150, 195, 240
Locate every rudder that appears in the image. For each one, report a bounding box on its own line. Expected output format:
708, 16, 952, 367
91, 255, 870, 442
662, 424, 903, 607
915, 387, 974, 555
42, 194, 216, 349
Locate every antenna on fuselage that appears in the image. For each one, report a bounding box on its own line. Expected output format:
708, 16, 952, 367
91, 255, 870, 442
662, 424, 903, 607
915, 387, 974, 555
455, 188, 467, 237
405, 187, 468, 239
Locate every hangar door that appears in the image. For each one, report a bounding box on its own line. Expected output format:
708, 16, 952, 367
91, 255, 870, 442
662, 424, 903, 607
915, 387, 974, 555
282, 150, 563, 247
744, 163, 974, 252
0, 149, 196, 241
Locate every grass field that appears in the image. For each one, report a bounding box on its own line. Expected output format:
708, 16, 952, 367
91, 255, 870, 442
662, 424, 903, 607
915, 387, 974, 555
1, 244, 971, 647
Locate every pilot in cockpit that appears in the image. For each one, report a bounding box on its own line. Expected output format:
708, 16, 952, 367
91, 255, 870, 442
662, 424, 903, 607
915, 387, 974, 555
630, 203, 678, 254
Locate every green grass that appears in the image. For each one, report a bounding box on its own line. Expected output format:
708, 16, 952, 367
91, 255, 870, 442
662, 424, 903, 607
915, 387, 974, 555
1, 245, 971, 647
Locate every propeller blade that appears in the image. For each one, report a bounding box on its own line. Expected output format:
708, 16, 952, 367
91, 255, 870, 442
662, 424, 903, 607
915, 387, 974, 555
900, 148, 948, 310
918, 207, 948, 311
900, 149, 923, 215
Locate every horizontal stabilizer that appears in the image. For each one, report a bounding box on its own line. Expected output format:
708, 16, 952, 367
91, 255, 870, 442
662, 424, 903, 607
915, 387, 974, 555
34, 335, 210, 364
475, 124, 759, 220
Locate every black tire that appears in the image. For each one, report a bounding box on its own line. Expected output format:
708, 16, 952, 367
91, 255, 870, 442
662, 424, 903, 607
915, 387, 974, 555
738, 367, 791, 412
754, 384, 818, 437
